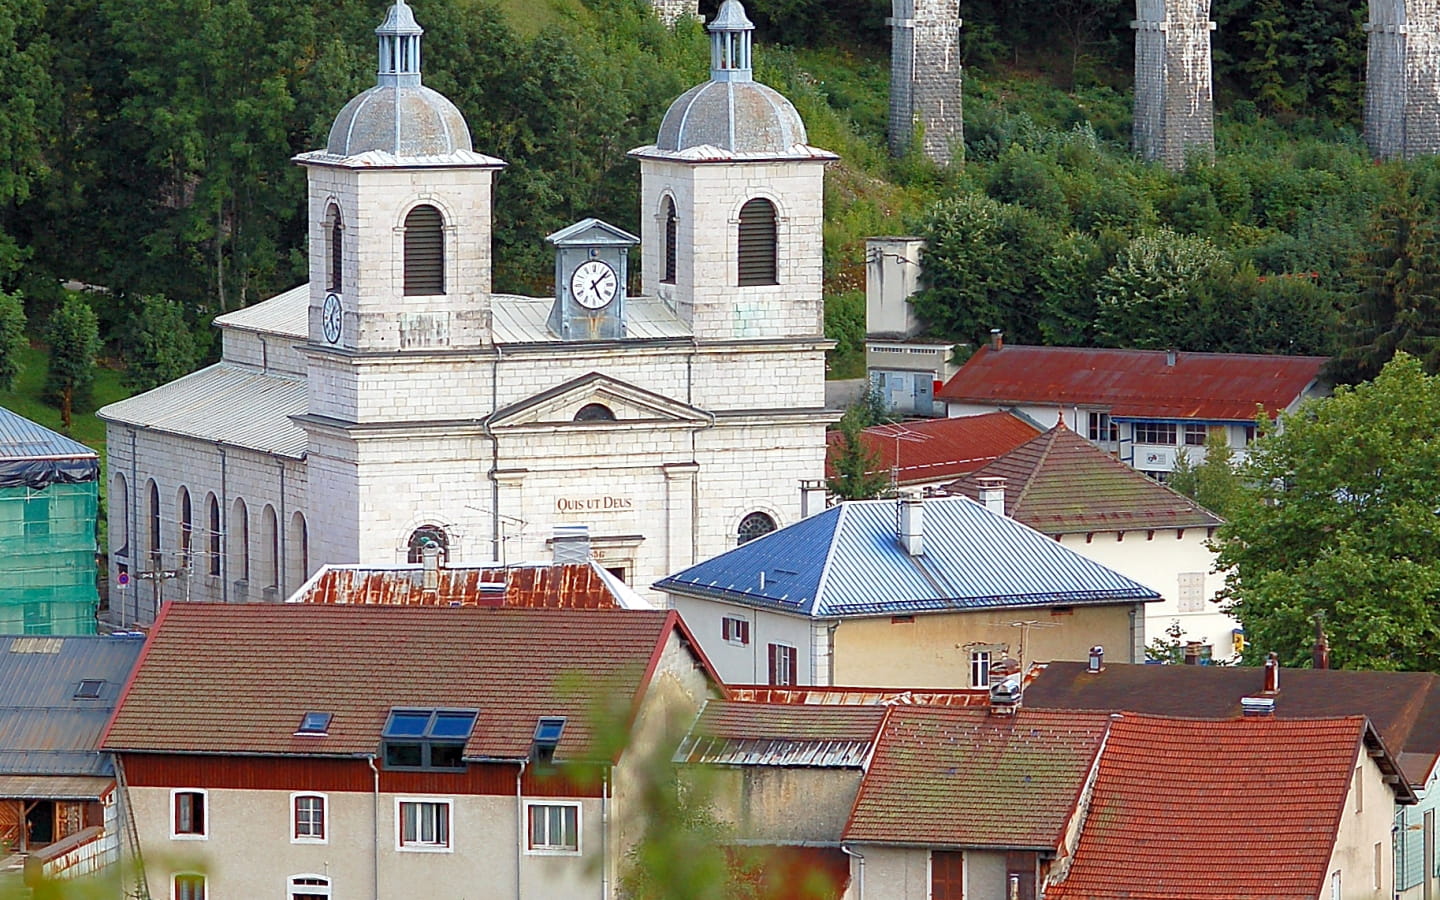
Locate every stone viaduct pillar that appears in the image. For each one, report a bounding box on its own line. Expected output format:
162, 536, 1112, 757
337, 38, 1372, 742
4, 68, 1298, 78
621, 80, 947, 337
1132, 0, 1215, 169
649, 0, 697, 27
888, 0, 964, 165
1365, 0, 1440, 159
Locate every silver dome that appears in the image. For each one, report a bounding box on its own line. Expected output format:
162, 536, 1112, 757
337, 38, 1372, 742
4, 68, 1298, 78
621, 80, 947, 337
655, 80, 808, 154
326, 85, 473, 158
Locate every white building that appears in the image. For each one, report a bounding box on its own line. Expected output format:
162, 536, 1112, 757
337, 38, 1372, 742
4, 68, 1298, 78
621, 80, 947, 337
99, 0, 836, 623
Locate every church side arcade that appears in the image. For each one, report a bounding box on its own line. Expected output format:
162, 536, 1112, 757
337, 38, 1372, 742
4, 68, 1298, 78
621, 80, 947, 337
98, 0, 835, 623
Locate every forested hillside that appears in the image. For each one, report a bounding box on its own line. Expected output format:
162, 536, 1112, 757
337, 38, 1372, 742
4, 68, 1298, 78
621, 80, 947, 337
0, 0, 1432, 407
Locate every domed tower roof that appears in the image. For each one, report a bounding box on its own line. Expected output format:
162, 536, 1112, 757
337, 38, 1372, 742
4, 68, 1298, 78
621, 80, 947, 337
321, 0, 475, 160
639, 0, 832, 161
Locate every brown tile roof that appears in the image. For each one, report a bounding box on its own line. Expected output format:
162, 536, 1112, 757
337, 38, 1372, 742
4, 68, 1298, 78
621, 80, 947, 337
1047, 714, 1367, 900
1025, 660, 1440, 786
937, 345, 1328, 420
726, 686, 991, 707
102, 603, 709, 762
944, 424, 1223, 533
843, 707, 1110, 849
824, 412, 1041, 485
293, 562, 625, 608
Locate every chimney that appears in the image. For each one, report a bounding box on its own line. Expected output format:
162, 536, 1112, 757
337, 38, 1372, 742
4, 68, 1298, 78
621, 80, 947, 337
990, 328, 1003, 352
1165, 348, 1177, 366
1313, 614, 1330, 670
800, 479, 828, 518
421, 541, 441, 592
989, 679, 1021, 715
1241, 697, 1276, 717
977, 476, 1006, 515
898, 494, 924, 556
1087, 645, 1104, 673
1263, 651, 1279, 693
552, 525, 591, 565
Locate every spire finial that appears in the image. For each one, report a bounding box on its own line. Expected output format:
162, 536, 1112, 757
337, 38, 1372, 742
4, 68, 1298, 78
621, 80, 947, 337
708, 0, 754, 83
376, 0, 424, 87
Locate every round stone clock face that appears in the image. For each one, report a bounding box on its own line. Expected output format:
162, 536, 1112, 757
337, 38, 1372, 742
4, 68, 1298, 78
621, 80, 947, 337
322, 292, 343, 344
570, 259, 618, 310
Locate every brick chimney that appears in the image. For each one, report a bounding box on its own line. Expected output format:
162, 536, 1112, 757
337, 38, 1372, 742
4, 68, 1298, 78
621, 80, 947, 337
1263, 651, 1279, 693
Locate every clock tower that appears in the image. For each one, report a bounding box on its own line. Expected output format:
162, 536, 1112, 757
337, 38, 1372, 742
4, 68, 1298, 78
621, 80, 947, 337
546, 218, 639, 341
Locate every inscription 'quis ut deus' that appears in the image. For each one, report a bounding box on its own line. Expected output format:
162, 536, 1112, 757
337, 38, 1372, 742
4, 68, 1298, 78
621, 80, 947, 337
556, 496, 634, 514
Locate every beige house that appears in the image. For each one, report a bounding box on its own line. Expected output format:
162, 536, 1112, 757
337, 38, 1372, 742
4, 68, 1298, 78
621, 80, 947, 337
656, 495, 1160, 689
101, 603, 720, 900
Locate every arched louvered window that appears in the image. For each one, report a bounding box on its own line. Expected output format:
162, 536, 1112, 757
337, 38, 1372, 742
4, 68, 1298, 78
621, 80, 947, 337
737, 511, 777, 545
403, 205, 445, 295
407, 525, 450, 564
147, 480, 161, 558
737, 198, 777, 286
177, 487, 192, 562
207, 493, 221, 576
327, 204, 343, 293
662, 197, 677, 285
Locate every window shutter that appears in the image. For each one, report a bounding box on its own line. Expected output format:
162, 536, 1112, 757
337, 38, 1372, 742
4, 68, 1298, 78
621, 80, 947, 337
768, 644, 778, 684
404, 205, 445, 295
784, 646, 797, 685
723, 618, 733, 642
739, 620, 749, 645
663, 199, 677, 284
737, 199, 777, 286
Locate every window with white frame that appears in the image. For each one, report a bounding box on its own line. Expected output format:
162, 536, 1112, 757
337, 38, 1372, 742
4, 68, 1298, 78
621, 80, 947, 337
1133, 422, 1177, 445
171, 790, 207, 839
397, 799, 451, 851
767, 643, 797, 686
289, 874, 331, 900
970, 651, 992, 688
1087, 412, 1118, 443
722, 615, 750, 646
1183, 423, 1208, 446
174, 874, 205, 900
527, 801, 581, 854
292, 793, 326, 842
1177, 573, 1206, 613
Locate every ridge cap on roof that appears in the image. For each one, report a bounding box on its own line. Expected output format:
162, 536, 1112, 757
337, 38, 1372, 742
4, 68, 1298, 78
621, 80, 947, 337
810, 502, 848, 616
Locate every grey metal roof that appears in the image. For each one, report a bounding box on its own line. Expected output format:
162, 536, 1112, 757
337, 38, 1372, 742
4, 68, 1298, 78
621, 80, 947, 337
0, 774, 111, 799
654, 80, 810, 155
0, 407, 97, 462
213, 284, 308, 338
0, 635, 145, 778
654, 496, 1161, 618
491, 294, 690, 344
97, 363, 308, 459
326, 84, 473, 159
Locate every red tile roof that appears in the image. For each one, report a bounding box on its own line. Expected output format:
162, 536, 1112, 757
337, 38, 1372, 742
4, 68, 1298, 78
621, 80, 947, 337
293, 562, 623, 608
825, 411, 1041, 485
103, 603, 711, 762
1047, 714, 1368, 900
945, 424, 1223, 532
937, 346, 1328, 421
843, 707, 1110, 849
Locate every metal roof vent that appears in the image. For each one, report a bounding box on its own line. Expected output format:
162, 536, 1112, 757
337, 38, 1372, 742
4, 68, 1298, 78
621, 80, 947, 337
1241, 697, 1276, 717
553, 525, 591, 565
989, 679, 1021, 715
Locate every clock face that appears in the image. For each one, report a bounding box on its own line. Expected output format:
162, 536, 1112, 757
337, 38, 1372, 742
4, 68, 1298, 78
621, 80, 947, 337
570, 259, 618, 310
322, 293, 343, 344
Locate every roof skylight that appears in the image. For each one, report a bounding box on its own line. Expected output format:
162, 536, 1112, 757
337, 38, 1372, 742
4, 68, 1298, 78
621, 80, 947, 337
295, 711, 333, 736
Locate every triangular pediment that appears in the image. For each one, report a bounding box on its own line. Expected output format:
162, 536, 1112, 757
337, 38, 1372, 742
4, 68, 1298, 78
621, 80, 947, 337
487, 372, 710, 429
546, 217, 640, 248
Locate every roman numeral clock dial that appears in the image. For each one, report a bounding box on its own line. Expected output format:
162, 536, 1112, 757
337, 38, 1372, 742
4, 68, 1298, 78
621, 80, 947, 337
570, 260, 618, 310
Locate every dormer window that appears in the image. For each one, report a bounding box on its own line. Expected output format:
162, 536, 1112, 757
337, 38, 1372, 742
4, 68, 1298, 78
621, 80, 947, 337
382, 708, 477, 770
531, 716, 566, 766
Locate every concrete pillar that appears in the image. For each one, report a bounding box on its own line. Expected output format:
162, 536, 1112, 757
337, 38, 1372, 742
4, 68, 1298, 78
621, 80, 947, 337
1132, 0, 1215, 169
663, 463, 699, 575
1365, 0, 1440, 159
888, 0, 963, 165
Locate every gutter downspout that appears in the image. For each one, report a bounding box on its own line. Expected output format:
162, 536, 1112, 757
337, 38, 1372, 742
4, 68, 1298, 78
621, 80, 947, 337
601, 766, 611, 900
367, 755, 380, 900
841, 844, 864, 900
128, 429, 138, 624
515, 759, 527, 900
487, 343, 504, 562
218, 445, 229, 604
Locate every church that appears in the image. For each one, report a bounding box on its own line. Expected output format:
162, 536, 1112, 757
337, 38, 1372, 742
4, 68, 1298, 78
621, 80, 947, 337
99, 0, 836, 624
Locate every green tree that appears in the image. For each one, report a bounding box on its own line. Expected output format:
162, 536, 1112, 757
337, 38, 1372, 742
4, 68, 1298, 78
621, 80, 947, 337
826, 405, 889, 501
1215, 354, 1440, 670
123, 293, 200, 392
0, 289, 26, 390
1094, 227, 1227, 349
1167, 429, 1242, 518
44, 293, 99, 430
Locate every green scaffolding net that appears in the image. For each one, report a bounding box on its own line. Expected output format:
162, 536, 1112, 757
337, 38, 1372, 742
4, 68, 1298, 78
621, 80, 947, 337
0, 482, 99, 634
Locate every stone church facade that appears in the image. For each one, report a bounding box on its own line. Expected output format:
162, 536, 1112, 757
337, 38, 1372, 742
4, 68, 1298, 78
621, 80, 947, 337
100, 0, 835, 624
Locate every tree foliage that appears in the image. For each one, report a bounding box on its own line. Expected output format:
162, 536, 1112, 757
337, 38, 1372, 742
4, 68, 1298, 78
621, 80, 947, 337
123, 294, 200, 393
1167, 429, 1242, 518
826, 404, 889, 501
1215, 354, 1440, 670
0, 289, 26, 391
43, 293, 99, 430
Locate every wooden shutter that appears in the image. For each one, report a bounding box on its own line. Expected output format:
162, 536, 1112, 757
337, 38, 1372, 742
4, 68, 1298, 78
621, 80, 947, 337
663, 198, 677, 284
737, 199, 777, 286
932, 851, 964, 900
768, 644, 779, 685
404, 205, 445, 294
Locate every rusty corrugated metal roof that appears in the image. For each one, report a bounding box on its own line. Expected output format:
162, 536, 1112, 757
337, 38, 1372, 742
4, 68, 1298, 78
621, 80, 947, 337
675, 701, 886, 768
291, 561, 630, 609
937, 345, 1328, 420
824, 412, 1041, 485
726, 686, 991, 707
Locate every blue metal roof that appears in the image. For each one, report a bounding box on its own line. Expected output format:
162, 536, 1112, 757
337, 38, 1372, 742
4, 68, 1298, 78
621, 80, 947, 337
0, 407, 98, 461
654, 497, 1160, 618
0, 635, 146, 777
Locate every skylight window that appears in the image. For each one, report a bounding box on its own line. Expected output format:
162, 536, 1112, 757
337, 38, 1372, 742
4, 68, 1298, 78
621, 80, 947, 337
74, 679, 104, 700
296, 711, 333, 736
533, 717, 566, 745
382, 708, 478, 771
